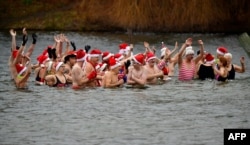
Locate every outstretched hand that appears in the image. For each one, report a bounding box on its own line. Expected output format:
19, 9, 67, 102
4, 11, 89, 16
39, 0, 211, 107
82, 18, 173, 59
185, 38, 192, 46
198, 40, 203, 45
10, 29, 16, 36
144, 41, 150, 48
240, 56, 245, 64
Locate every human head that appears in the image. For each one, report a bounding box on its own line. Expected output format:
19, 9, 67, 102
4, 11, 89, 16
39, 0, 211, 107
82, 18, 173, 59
216, 47, 228, 58
109, 57, 121, 74
146, 52, 156, 67
64, 51, 77, 66
55, 62, 65, 72
185, 46, 194, 61
218, 56, 228, 67
224, 53, 232, 64
89, 49, 102, 65
205, 53, 214, 64
132, 53, 145, 68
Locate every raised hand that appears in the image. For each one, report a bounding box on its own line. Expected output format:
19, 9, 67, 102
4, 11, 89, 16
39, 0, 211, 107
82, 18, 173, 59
54, 35, 60, 43
185, 38, 192, 46
130, 44, 134, 51
240, 56, 245, 64
175, 41, 178, 48
10, 29, 16, 36
198, 40, 203, 45
144, 41, 150, 48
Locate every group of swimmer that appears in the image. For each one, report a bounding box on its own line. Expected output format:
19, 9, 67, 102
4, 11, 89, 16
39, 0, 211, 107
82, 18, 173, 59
8, 28, 246, 89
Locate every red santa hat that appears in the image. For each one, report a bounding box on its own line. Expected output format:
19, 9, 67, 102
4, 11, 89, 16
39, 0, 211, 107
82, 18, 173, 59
102, 51, 113, 61
95, 63, 107, 71
16, 64, 27, 75
89, 49, 102, 58
55, 62, 64, 71
133, 53, 145, 65
37, 55, 49, 67
76, 49, 86, 62
67, 50, 77, 56
216, 47, 228, 55
114, 53, 124, 61
146, 52, 156, 62
109, 57, 121, 70
119, 43, 128, 54
205, 53, 214, 64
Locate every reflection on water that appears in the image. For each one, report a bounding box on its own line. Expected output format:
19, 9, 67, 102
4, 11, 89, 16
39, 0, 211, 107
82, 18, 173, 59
0, 32, 250, 145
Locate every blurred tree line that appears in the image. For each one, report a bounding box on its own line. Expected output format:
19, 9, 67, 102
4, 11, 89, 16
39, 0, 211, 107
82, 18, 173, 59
0, 0, 249, 32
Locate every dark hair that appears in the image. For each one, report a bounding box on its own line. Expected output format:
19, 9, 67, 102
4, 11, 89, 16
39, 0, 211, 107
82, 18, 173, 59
219, 56, 227, 67
64, 55, 76, 63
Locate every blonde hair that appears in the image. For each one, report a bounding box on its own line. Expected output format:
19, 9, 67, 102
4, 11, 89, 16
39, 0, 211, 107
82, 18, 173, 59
224, 53, 232, 59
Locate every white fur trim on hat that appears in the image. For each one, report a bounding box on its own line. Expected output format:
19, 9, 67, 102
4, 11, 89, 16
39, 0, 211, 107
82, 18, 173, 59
56, 62, 64, 71
95, 64, 100, 70
185, 46, 194, 56
103, 53, 113, 61
18, 67, 27, 75
146, 56, 156, 62
100, 63, 107, 71
206, 60, 214, 64
77, 56, 86, 62
216, 49, 226, 55
119, 49, 125, 54
110, 62, 121, 70
133, 56, 142, 65
89, 54, 100, 57
116, 55, 124, 61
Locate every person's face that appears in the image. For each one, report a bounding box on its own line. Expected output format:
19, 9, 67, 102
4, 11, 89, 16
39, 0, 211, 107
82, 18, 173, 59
148, 58, 156, 67
91, 56, 99, 64
186, 54, 194, 60
132, 59, 141, 67
69, 57, 76, 65
58, 65, 65, 72
217, 54, 223, 59
224, 55, 231, 64
113, 66, 121, 74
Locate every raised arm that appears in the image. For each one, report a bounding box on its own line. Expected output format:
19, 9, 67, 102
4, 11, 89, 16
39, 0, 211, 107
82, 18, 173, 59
234, 56, 245, 73
194, 40, 204, 64
178, 38, 192, 66
10, 29, 16, 51
25, 33, 37, 57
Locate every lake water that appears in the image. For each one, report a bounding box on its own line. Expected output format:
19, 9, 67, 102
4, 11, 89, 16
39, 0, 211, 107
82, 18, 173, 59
0, 31, 250, 145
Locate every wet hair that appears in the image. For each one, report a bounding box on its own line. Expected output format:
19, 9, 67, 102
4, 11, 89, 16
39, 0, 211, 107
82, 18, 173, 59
64, 55, 76, 63
219, 56, 228, 67
224, 53, 232, 59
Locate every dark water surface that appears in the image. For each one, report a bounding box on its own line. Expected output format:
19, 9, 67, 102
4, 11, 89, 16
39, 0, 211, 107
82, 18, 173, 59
0, 32, 250, 145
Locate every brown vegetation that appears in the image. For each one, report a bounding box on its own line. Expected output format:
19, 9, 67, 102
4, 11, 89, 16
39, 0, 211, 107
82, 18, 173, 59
0, 0, 249, 32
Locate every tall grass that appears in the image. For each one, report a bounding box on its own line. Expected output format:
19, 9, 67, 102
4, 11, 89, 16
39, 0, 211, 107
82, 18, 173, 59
78, 0, 250, 32
1, 0, 249, 32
